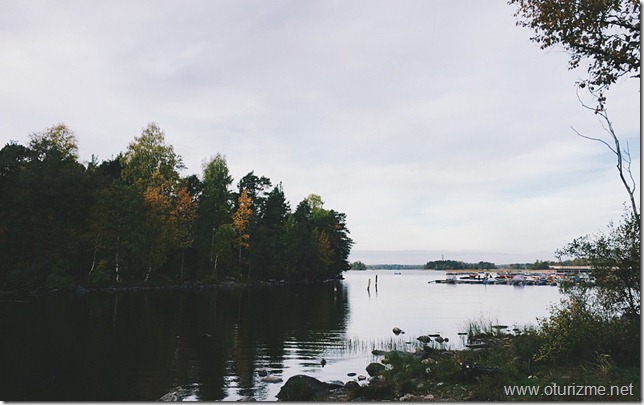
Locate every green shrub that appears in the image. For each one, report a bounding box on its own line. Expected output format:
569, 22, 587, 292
535, 296, 604, 364
510, 327, 542, 375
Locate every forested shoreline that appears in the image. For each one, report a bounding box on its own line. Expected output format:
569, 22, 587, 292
0, 123, 353, 291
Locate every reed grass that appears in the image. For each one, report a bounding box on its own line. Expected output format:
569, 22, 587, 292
323, 335, 427, 356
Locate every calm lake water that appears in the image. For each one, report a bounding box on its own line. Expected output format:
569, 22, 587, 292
0, 269, 562, 401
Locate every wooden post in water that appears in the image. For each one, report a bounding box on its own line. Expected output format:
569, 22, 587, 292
367, 278, 371, 292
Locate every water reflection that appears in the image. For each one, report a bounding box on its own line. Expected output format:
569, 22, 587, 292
0, 281, 350, 401
1, 270, 562, 401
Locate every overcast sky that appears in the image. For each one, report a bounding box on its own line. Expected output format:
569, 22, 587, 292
1, 1, 640, 264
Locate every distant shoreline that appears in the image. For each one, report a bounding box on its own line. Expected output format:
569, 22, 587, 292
349, 268, 555, 273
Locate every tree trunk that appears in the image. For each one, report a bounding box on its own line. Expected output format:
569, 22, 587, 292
115, 253, 120, 284
115, 234, 121, 284
214, 252, 219, 281
88, 243, 97, 283
573, 88, 639, 218
210, 220, 217, 267
145, 242, 153, 283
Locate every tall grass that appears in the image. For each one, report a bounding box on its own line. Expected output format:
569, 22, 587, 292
459, 315, 506, 343
323, 335, 428, 357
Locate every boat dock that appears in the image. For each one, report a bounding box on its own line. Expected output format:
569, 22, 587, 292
431, 270, 588, 286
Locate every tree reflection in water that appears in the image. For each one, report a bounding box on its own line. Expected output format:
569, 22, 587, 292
0, 281, 350, 401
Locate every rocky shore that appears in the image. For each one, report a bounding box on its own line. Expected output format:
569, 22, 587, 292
157, 324, 641, 402
272, 346, 453, 402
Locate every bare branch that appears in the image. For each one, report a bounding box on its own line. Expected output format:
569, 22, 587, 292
570, 126, 618, 155
623, 142, 637, 196
571, 93, 639, 218
575, 86, 602, 113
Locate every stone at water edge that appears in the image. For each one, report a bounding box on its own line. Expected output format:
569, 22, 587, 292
366, 362, 386, 377
276, 375, 335, 401
399, 393, 417, 401
392, 327, 404, 335
327, 380, 345, 388
159, 387, 193, 401
262, 375, 283, 383
345, 381, 360, 390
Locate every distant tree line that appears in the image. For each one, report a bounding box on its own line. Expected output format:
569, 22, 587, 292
349, 262, 426, 270
0, 123, 353, 290
497, 258, 589, 270
349, 261, 367, 270
423, 260, 497, 270
366, 264, 424, 270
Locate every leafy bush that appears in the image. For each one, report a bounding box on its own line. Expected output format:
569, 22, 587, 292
535, 295, 605, 364
546, 210, 641, 367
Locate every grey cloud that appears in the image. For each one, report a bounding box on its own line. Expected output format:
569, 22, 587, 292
0, 0, 639, 262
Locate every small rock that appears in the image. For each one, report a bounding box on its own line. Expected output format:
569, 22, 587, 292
237, 396, 256, 401
160, 387, 192, 401
330, 394, 349, 401
423, 394, 435, 400
392, 327, 404, 335
417, 335, 431, 343
345, 381, 360, 391
358, 375, 367, 381
327, 380, 344, 388
257, 369, 268, 377
399, 393, 416, 401
347, 372, 357, 377
369, 375, 383, 383
262, 375, 283, 383
434, 336, 445, 344
320, 358, 327, 366
366, 362, 386, 377
276, 375, 335, 401
372, 349, 386, 356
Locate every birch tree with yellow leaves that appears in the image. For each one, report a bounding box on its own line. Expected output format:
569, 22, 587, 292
232, 188, 252, 272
